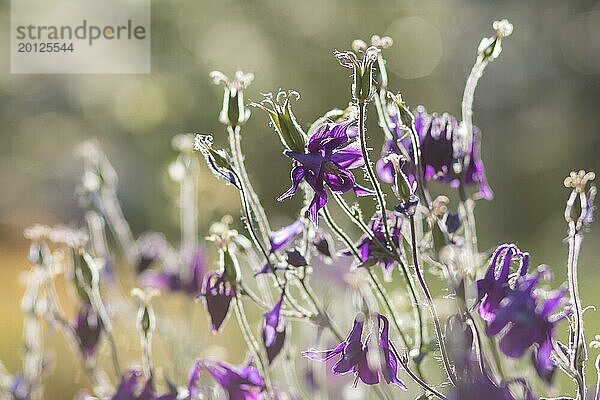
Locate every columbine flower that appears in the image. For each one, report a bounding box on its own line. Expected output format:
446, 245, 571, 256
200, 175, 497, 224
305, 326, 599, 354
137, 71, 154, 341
485, 269, 565, 384
202, 359, 265, 400
377, 106, 492, 200
302, 314, 406, 388
475, 244, 529, 321
140, 247, 206, 296
342, 212, 403, 278
279, 119, 372, 223
73, 303, 103, 359
447, 372, 516, 400
200, 271, 234, 332
269, 220, 304, 253
111, 369, 176, 400
262, 294, 286, 364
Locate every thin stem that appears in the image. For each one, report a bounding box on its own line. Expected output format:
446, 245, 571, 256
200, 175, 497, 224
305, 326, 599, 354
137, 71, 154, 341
232, 290, 274, 398
409, 216, 457, 386
486, 333, 506, 382
228, 125, 272, 245
357, 101, 395, 252
298, 279, 343, 341
179, 154, 199, 252
367, 269, 409, 349
390, 342, 447, 399
460, 55, 488, 170
567, 226, 587, 400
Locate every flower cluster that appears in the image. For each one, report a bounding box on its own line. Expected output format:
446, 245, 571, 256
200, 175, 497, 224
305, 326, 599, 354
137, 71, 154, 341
5, 18, 600, 400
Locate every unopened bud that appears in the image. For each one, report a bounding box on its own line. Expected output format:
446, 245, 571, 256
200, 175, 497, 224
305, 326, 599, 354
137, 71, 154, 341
251, 90, 307, 152
210, 70, 254, 127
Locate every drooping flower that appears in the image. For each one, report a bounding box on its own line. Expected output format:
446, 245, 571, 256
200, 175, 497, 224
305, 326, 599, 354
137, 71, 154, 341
140, 247, 207, 296
262, 294, 286, 364
269, 220, 304, 253
475, 244, 529, 321
111, 369, 177, 400
202, 359, 265, 400
342, 212, 403, 278
302, 314, 406, 388
200, 271, 235, 332
73, 303, 103, 359
377, 105, 492, 200
486, 270, 565, 384
193, 134, 240, 189
279, 119, 372, 223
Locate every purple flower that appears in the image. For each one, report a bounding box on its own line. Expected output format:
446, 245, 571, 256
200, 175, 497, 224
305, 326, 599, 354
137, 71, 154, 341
111, 370, 176, 400
302, 314, 406, 388
202, 359, 265, 400
73, 303, 103, 359
377, 106, 492, 200
486, 270, 565, 384
342, 212, 403, 278
475, 244, 529, 321
269, 220, 304, 253
262, 294, 286, 364
140, 247, 206, 296
279, 119, 372, 223
201, 271, 234, 332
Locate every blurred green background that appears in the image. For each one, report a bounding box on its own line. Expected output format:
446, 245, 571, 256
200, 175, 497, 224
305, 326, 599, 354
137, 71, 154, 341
1, 0, 600, 398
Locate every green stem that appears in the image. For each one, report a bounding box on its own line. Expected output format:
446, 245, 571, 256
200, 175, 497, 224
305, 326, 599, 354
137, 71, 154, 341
233, 290, 274, 398
409, 216, 457, 386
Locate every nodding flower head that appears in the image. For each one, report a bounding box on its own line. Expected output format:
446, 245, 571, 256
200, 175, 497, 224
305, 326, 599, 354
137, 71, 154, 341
278, 119, 372, 224
73, 303, 103, 359
485, 269, 566, 384
262, 293, 286, 364
201, 271, 234, 333
210, 70, 254, 127
380, 106, 492, 200
193, 134, 240, 189
200, 358, 265, 400
342, 211, 404, 279
475, 244, 530, 321
335, 46, 380, 102
251, 90, 308, 153
302, 314, 406, 389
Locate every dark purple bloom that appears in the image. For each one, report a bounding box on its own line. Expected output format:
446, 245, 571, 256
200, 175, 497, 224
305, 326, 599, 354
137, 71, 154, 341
302, 314, 406, 388
140, 247, 206, 296
377, 106, 492, 200
201, 271, 234, 332
135, 232, 167, 273
486, 270, 565, 383
203, 359, 265, 400
262, 294, 286, 364
476, 244, 529, 321
111, 370, 177, 400
279, 119, 372, 223
73, 303, 103, 359
342, 212, 403, 278
269, 220, 304, 253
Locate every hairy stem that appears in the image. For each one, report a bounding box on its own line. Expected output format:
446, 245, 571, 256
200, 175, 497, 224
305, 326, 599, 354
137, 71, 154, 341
567, 226, 586, 400
232, 290, 274, 398
409, 216, 457, 386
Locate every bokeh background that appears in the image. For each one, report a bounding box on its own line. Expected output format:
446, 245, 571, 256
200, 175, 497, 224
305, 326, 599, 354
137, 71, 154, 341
1, 0, 600, 398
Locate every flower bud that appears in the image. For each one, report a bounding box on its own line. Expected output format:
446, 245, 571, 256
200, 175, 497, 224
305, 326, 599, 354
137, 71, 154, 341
384, 154, 419, 216
251, 90, 307, 152
193, 134, 240, 188
387, 92, 414, 128
336, 46, 380, 102
478, 19, 513, 62
221, 246, 241, 285
210, 70, 254, 127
